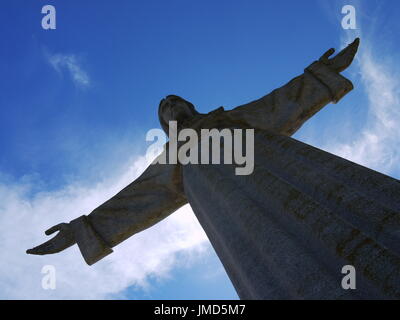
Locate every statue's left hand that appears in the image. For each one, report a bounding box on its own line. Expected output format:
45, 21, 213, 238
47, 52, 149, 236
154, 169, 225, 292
26, 223, 76, 255
319, 38, 360, 73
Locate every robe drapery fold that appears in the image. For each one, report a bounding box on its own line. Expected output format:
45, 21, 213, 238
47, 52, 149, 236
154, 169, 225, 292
68, 60, 400, 298
183, 129, 400, 299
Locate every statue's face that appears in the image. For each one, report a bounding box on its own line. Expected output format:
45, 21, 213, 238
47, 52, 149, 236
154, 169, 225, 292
159, 95, 197, 125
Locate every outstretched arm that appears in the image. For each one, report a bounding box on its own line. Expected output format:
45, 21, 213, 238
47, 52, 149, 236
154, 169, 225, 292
27, 152, 187, 265
226, 38, 360, 136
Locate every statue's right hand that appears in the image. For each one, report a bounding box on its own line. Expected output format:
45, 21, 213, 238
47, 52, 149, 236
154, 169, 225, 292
26, 223, 76, 255
318, 38, 360, 73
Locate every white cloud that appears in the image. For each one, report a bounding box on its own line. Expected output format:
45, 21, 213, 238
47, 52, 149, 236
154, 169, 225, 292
0, 152, 209, 299
320, 31, 400, 177
47, 53, 90, 88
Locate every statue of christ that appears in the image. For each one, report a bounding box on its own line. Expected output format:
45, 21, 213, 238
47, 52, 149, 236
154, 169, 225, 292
28, 39, 400, 299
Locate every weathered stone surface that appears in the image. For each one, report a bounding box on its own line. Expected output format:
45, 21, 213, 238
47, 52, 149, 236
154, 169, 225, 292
184, 129, 400, 299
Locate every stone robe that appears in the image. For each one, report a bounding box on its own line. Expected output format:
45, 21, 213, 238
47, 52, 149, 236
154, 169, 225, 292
69, 60, 400, 299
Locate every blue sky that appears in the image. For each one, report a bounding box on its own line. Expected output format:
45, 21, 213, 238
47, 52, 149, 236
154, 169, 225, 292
1, 0, 400, 299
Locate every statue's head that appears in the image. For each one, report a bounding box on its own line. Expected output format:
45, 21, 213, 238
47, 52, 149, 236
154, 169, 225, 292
158, 95, 199, 134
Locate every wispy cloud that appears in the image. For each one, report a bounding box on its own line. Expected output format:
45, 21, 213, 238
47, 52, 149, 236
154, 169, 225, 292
47, 53, 91, 88
313, 1, 400, 177
326, 36, 400, 175
0, 152, 209, 299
